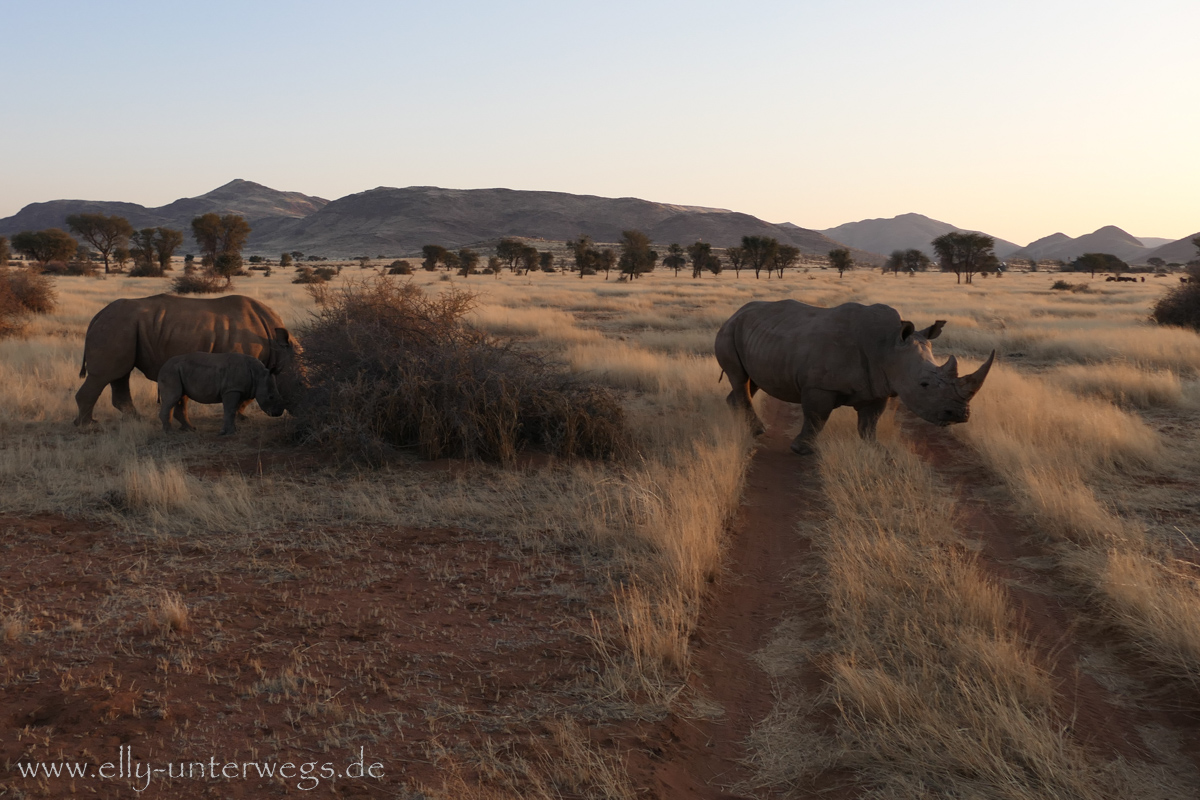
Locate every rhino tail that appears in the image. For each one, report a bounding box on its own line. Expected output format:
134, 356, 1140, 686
718, 369, 726, 384
79, 359, 87, 379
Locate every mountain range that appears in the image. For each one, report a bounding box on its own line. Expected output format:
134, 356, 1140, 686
818, 213, 1023, 260
2, 182, 1194, 268
0, 180, 879, 263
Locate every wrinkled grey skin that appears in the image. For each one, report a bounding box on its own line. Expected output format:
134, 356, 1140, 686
715, 300, 995, 455
75, 294, 301, 426
158, 352, 287, 436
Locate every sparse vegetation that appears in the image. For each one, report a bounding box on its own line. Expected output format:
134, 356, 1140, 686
294, 277, 630, 464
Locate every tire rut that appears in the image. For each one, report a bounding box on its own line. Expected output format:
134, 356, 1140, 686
626, 398, 832, 799
902, 412, 1200, 782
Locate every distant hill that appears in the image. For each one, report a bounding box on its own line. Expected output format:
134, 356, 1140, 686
1012, 225, 1154, 263
0, 181, 880, 263
817, 213, 1021, 260
257, 185, 876, 260
1142, 233, 1200, 265
1138, 237, 1173, 249
0, 180, 328, 244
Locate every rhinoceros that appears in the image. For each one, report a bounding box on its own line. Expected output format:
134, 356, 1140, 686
74, 294, 301, 426
715, 300, 994, 454
158, 352, 287, 436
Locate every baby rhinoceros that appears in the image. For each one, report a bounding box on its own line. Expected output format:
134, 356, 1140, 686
158, 352, 287, 436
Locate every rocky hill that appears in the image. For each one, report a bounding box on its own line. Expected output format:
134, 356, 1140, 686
818, 213, 1021, 260
0, 181, 878, 263
253, 185, 874, 260
1012, 225, 1154, 263
1141, 233, 1200, 266
0, 179, 328, 241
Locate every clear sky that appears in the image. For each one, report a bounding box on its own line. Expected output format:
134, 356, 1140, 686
2, 0, 1197, 245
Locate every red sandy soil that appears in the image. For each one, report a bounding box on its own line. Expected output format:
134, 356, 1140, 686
626, 399, 841, 799
0, 510, 604, 798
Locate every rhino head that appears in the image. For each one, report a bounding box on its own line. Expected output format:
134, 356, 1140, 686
267, 327, 305, 412
255, 369, 288, 418
893, 320, 994, 426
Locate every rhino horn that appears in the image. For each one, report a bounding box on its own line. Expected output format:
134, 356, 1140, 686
958, 350, 996, 396
941, 355, 959, 378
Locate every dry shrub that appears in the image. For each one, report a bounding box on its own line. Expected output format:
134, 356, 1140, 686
295, 277, 629, 464
0, 268, 56, 335
293, 266, 337, 284
41, 259, 97, 276
170, 271, 227, 294
148, 590, 190, 634
1151, 282, 1200, 332
2, 268, 57, 314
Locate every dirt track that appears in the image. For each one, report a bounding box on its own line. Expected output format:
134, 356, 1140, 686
637, 400, 1200, 798
627, 399, 827, 799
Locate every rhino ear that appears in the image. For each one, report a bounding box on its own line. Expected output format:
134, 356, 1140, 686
274, 327, 291, 346
941, 355, 959, 378
920, 320, 947, 340
900, 320, 916, 340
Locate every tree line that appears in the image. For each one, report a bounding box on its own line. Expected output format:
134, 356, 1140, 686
2, 213, 253, 287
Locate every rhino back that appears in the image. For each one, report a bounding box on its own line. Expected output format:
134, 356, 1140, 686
87, 294, 284, 382
724, 301, 901, 403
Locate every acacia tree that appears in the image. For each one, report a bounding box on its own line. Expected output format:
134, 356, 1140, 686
128, 228, 159, 275
66, 213, 133, 274
618, 230, 656, 279
663, 243, 686, 276
154, 228, 184, 272
597, 248, 617, 279
421, 244, 448, 271
496, 238, 524, 273
772, 244, 800, 278
931, 231, 995, 284
904, 248, 931, 273
726, 245, 746, 277
486, 256, 502, 278
828, 247, 853, 278
1068, 252, 1126, 278
539, 251, 555, 272
687, 241, 712, 278
742, 235, 779, 279
191, 213, 251, 285
458, 248, 480, 277
885, 249, 906, 275
518, 244, 540, 275
0, 236, 8, 267
12, 229, 78, 266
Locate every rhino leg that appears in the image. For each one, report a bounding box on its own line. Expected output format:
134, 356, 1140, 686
219, 393, 243, 436
74, 374, 110, 427
793, 388, 837, 455
235, 398, 252, 421
855, 398, 889, 441
110, 375, 140, 419
173, 397, 195, 432
723, 371, 765, 435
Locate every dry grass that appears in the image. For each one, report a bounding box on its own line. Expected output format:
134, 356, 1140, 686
6, 264, 1200, 796
749, 412, 1189, 799
1047, 363, 1187, 408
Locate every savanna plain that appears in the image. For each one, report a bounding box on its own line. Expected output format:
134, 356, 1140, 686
3, 263, 1200, 799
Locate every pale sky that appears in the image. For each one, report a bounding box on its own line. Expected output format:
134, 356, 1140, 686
2, 0, 1197, 245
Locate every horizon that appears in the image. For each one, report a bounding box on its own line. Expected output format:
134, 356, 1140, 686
2, 1, 1196, 245
2, 177, 1190, 249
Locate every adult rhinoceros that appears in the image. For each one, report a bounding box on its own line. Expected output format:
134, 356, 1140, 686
74, 293, 302, 426
715, 300, 994, 454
